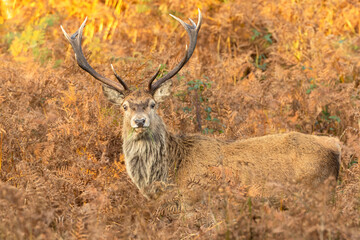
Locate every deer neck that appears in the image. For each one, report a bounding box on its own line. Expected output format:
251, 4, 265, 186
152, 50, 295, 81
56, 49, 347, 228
122, 117, 182, 192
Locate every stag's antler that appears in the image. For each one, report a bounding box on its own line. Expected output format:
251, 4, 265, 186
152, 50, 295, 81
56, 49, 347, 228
148, 9, 202, 94
61, 18, 129, 93
61, 10, 202, 94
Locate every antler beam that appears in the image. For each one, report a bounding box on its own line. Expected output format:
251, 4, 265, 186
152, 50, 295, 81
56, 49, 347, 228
61, 18, 129, 92
148, 9, 202, 94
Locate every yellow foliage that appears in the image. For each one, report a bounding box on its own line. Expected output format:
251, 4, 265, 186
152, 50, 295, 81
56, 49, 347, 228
61, 83, 77, 109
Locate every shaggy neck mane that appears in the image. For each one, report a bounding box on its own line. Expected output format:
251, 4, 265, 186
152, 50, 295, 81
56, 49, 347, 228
122, 122, 190, 193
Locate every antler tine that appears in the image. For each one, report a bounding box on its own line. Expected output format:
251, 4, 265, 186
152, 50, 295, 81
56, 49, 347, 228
61, 18, 128, 93
148, 65, 162, 91
110, 64, 129, 91
149, 9, 202, 93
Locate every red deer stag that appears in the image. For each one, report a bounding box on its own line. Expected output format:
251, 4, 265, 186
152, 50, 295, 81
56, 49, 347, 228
61, 10, 340, 198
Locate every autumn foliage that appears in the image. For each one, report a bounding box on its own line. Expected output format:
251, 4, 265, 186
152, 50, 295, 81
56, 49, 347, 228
0, 0, 359, 239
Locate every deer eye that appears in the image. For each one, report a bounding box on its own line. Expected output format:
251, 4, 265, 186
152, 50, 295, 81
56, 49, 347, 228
150, 102, 156, 109
123, 105, 128, 111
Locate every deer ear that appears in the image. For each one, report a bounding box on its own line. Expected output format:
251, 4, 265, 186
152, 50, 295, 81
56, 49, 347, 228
153, 80, 172, 103
102, 85, 125, 105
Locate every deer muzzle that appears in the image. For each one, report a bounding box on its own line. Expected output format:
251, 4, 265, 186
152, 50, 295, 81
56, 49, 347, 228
131, 115, 150, 130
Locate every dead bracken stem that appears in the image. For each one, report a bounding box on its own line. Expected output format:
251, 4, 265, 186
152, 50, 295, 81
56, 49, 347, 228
0, 132, 2, 172
194, 90, 203, 132
340, 126, 360, 141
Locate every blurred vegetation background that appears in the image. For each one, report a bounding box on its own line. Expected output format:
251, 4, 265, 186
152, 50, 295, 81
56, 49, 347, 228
0, 0, 360, 239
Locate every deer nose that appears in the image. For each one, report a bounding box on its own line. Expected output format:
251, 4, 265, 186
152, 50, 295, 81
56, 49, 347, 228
134, 118, 146, 128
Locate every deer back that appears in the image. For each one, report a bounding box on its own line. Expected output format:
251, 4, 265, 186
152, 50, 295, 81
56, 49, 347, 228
174, 132, 340, 195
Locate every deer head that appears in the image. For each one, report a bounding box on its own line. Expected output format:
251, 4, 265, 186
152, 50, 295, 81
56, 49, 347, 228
61, 10, 202, 139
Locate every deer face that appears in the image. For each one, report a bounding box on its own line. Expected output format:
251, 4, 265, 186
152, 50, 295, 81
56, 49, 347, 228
102, 81, 172, 136
121, 91, 156, 133
123, 94, 154, 130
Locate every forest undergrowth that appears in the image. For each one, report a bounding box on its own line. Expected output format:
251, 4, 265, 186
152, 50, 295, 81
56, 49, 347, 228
0, 0, 360, 239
